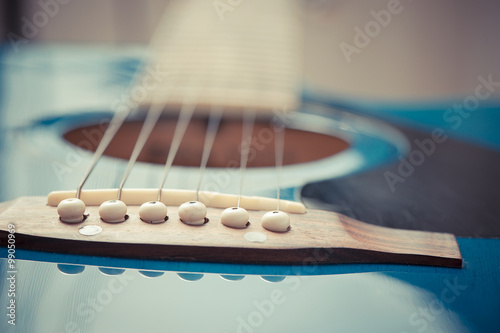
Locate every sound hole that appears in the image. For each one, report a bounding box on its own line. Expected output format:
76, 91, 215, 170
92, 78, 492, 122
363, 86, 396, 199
63, 118, 349, 167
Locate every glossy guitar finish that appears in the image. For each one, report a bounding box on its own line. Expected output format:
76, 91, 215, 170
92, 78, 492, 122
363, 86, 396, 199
0, 46, 499, 333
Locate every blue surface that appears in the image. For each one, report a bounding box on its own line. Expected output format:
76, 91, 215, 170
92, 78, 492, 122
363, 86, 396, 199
387, 238, 500, 332
0, 237, 495, 277
2, 237, 498, 331
1, 45, 499, 332
304, 90, 500, 151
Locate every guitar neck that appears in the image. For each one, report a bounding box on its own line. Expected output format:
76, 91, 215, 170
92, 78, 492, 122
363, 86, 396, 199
139, 0, 302, 115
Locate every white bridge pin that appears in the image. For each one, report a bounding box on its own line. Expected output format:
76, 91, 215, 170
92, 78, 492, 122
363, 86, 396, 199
221, 207, 250, 229
99, 200, 128, 223
139, 201, 168, 223
261, 210, 290, 232
57, 198, 86, 223
178, 201, 208, 225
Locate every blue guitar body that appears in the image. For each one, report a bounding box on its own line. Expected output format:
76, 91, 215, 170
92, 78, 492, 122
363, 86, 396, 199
0, 46, 499, 333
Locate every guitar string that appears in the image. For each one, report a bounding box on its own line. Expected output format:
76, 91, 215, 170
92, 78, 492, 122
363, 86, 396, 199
112, 50, 201, 200
237, 110, 255, 208
156, 96, 197, 201
75, 75, 143, 199
74, 11, 288, 204
111, 9, 219, 201
116, 97, 168, 200
75, 20, 171, 200
273, 116, 286, 211
195, 106, 224, 201
114, 17, 210, 200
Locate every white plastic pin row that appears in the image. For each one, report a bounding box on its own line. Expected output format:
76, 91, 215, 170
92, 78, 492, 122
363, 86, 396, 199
57, 198, 290, 232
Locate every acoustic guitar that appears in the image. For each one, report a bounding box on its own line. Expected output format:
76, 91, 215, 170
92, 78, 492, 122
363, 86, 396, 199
0, 1, 498, 332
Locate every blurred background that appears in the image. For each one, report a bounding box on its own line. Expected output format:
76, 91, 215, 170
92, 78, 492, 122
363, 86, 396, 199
1, 0, 500, 101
